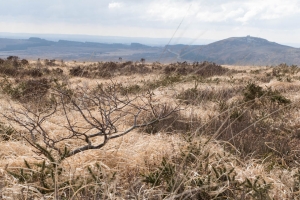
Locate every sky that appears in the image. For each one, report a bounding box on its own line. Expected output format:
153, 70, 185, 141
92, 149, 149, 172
1, 0, 300, 46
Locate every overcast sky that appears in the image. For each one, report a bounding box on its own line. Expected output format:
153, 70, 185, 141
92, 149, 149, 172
1, 0, 300, 45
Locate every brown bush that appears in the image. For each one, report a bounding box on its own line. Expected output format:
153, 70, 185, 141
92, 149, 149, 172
0, 58, 44, 77
23, 68, 43, 77
7, 56, 18, 61
0, 65, 19, 76
44, 59, 57, 66
163, 61, 229, 77
69, 66, 89, 77
101, 61, 118, 71
193, 61, 228, 77
1, 78, 51, 103
96, 62, 119, 78
122, 61, 133, 67
20, 59, 29, 66
120, 64, 151, 75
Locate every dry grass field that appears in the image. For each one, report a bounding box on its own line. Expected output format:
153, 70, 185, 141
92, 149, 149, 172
1, 57, 300, 199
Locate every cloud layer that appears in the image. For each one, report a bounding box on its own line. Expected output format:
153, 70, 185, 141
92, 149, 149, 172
1, 0, 300, 44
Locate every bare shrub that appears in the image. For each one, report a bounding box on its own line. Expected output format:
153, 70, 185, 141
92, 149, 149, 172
3, 82, 179, 158
1, 82, 180, 196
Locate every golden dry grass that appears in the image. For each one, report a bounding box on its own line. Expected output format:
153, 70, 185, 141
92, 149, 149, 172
0, 60, 300, 199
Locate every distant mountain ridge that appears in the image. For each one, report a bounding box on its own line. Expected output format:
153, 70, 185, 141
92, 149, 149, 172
0, 36, 299, 65
178, 36, 300, 65
0, 37, 134, 50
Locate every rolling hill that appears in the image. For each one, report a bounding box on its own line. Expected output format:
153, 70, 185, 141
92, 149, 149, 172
0, 36, 300, 65
178, 36, 300, 65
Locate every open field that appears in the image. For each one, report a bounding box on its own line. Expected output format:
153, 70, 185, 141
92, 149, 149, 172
1, 57, 300, 199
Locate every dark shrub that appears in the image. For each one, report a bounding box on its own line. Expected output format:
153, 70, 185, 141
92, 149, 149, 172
21, 78, 50, 98
69, 66, 88, 77
243, 83, 265, 102
0, 65, 18, 76
164, 66, 176, 74
120, 64, 151, 75
7, 56, 18, 61
194, 61, 228, 77
44, 59, 57, 66
243, 82, 291, 105
1, 78, 50, 103
25, 68, 43, 77
163, 61, 229, 77
101, 62, 118, 71
20, 59, 29, 66
122, 61, 133, 67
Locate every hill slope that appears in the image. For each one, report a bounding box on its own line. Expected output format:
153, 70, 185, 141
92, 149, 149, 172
1, 36, 300, 65
179, 36, 300, 65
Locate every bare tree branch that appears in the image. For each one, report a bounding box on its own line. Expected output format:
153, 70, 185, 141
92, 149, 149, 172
2, 82, 181, 160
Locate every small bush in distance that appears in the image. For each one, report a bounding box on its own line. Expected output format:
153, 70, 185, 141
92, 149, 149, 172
0, 78, 51, 103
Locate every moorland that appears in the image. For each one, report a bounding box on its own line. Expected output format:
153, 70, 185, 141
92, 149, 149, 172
0, 57, 300, 199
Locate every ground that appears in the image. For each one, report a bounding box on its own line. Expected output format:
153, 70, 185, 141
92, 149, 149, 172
0, 59, 299, 199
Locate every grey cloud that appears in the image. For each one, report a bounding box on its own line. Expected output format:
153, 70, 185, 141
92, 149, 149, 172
0, 0, 300, 44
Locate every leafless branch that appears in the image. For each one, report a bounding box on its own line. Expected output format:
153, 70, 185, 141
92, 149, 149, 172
2, 82, 181, 160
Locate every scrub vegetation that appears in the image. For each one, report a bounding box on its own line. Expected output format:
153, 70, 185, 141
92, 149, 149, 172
0, 56, 300, 199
